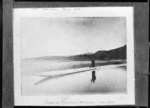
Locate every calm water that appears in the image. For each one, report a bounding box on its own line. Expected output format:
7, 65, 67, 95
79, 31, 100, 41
21, 60, 127, 95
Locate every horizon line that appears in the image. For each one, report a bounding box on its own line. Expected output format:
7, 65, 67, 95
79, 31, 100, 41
22, 44, 126, 59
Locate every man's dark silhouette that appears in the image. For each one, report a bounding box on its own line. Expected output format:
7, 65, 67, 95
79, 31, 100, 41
90, 57, 95, 68
91, 58, 95, 67
89, 56, 96, 83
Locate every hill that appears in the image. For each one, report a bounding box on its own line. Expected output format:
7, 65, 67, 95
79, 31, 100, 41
94, 45, 126, 60
25, 45, 126, 61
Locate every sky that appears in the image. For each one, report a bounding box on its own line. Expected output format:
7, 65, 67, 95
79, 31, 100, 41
21, 17, 126, 58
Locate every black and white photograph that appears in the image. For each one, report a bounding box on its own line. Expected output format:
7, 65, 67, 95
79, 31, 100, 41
21, 17, 127, 95
13, 7, 135, 106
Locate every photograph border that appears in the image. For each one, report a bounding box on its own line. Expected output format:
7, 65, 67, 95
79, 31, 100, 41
13, 7, 134, 106
2, 1, 149, 108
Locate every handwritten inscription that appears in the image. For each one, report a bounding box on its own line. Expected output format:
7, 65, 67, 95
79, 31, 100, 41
39, 8, 80, 11
45, 99, 114, 105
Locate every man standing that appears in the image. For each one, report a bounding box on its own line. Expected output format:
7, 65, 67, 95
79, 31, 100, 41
90, 56, 96, 83
90, 56, 95, 68
91, 58, 95, 67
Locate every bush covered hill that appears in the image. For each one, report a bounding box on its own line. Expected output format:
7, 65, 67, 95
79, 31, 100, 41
26, 45, 126, 61
94, 45, 126, 60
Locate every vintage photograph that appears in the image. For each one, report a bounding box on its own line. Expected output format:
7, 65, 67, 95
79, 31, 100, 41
13, 7, 134, 105
21, 17, 127, 95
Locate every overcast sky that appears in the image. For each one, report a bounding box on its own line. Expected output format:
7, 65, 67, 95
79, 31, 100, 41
21, 17, 126, 58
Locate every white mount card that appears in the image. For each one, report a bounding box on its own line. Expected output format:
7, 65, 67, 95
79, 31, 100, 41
13, 7, 135, 106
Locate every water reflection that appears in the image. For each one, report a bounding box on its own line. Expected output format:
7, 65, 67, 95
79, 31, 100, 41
91, 70, 96, 83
